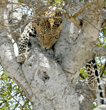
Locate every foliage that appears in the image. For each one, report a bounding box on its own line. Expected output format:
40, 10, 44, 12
0, 69, 32, 110
92, 100, 98, 109
18, 0, 21, 3
79, 66, 87, 80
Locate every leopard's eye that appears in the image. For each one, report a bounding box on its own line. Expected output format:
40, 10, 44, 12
54, 22, 60, 27
49, 37, 52, 40
56, 24, 60, 27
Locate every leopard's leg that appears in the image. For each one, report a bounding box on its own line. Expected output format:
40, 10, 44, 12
17, 23, 36, 63
86, 60, 97, 90
86, 58, 105, 105
17, 33, 29, 63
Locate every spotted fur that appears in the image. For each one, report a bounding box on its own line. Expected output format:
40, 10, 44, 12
86, 58, 105, 105
17, 8, 62, 63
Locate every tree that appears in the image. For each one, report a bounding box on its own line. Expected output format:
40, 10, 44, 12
0, 0, 106, 110
0, 68, 32, 109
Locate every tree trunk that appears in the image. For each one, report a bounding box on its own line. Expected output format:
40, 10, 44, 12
0, 0, 106, 110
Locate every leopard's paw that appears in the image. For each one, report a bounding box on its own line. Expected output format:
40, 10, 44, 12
17, 53, 26, 63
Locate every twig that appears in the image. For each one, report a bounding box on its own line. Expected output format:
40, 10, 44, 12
73, 0, 102, 18
84, 18, 101, 32
1, 0, 104, 31
21, 98, 29, 110
0, 100, 7, 106
79, 73, 85, 79
100, 61, 106, 77
54, 9, 82, 28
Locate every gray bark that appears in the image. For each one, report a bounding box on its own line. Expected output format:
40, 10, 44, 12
93, 105, 106, 110
75, 80, 96, 110
75, 80, 106, 110
0, 0, 106, 110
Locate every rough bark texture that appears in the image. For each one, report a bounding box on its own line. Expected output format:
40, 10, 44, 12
75, 80, 96, 110
0, 0, 106, 110
94, 105, 106, 110
75, 79, 106, 110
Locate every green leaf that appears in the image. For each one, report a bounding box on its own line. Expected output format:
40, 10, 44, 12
19, 0, 21, 3
79, 0, 83, 2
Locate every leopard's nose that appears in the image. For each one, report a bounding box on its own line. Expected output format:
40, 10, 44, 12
41, 43, 51, 50
42, 46, 50, 50
45, 48, 48, 51
44, 46, 49, 50
42, 46, 48, 50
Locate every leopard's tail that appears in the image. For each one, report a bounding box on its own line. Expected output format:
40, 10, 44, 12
86, 58, 105, 105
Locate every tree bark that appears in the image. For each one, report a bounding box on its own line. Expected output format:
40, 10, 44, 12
75, 80, 96, 110
0, 0, 106, 110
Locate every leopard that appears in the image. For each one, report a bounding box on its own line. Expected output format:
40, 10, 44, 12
17, 6, 105, 105
86, 58, 105, 105
17, 7, 63, 63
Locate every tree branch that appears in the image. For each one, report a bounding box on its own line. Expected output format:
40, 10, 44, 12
75, 80, 96, 110
73, 0, 103, 18
76, 79, 106, 110
79, 73, 85, 79
94, 105, 106, 110
91, 46, 106, 57
0, 30, 32, 100
61, 0, 104, 76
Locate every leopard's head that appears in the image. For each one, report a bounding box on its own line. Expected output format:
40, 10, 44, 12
33, 13, 62, 49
